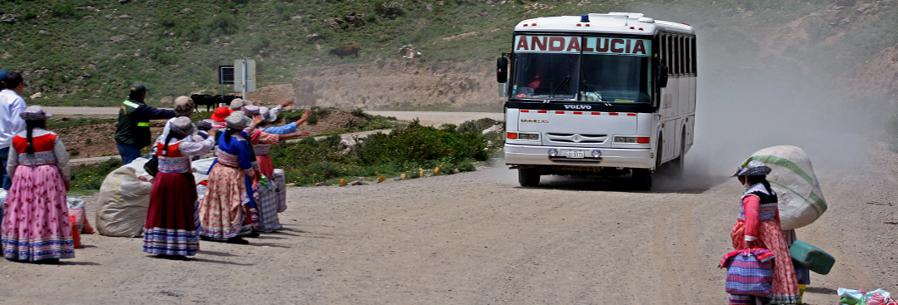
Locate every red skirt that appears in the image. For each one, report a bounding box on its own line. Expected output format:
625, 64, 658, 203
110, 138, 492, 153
144, 172, 199, 256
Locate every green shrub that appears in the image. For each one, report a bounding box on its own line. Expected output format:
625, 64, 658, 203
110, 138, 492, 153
70, 159, 123, 191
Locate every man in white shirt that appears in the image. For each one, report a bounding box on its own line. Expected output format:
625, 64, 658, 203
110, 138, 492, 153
0, 71, 28, 190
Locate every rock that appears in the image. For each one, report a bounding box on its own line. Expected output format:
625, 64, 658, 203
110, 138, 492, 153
1, 14, 20, 24
110, 35, 128, 43
1, 52, 10, 59
315, 182, 325, 186
119, 14, 132, 20
159, 96, 175, 106
181, 8, 194, 13
118, 0, 130, 3
325, 18, 344, 28
306, 33, 320, 41
30, 92, 42, 99
343, 12, 365, 26
482, 125, 503, 135
38, 30, 49, 35
426, 4, 434, 11
291, 15, 303, 21
350, 180, 366, 186
399, 44, 422, 59
229, 8, 238, 15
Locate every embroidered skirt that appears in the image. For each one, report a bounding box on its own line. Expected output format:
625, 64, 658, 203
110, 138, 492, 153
144, 172, 199, 256
1, 165, 74, 261
731, 220, 801, 304
196, 164, 250, 239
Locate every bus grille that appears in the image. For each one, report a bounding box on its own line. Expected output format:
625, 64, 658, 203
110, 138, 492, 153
546, 133, 607, 144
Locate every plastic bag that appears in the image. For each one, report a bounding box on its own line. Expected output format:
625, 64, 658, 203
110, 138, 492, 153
839, 288, 893, 305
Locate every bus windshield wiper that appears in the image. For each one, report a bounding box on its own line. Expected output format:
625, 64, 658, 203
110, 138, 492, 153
580, 80, 612, 107
544, 75, 571, 103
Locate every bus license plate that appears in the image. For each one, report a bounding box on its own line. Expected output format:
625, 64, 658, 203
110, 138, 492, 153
563, 150, 585, 158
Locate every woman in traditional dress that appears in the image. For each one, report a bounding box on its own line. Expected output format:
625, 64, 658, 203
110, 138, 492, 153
728, 160, 800, 304
197, 112, 257, 244
1, 106, 74, 263
143, 116, 215, 257
244, 105, 309, 232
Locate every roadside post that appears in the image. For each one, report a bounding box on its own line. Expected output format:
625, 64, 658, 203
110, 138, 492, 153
234, 59, 257, 99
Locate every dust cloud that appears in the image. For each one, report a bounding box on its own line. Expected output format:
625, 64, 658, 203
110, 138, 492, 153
626, 7, 893, 180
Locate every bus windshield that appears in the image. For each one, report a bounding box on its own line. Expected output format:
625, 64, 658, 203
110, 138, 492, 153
510, 35, 652, 103
510, 53, 580, 100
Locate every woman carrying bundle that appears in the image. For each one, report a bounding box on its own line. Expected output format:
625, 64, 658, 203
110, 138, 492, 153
728, 161, 800, 304
197, 112, 258, 244
1, 106, 74, 263
143, 116, 215, 258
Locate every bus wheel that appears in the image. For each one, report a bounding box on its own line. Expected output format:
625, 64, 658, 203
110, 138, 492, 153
632, 169, 653, 191
518, 168, 540, 187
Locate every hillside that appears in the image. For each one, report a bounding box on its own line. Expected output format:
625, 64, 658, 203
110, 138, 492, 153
1, 0, 897, 108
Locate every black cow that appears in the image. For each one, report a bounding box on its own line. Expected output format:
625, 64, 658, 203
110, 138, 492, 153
190, 94, 239, 112
328, 45, 361, 59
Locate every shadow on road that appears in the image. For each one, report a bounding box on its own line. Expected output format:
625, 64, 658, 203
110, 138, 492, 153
521, 171, 729, 194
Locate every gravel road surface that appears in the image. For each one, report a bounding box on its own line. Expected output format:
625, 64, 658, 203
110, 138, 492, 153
2, 149, 896, 304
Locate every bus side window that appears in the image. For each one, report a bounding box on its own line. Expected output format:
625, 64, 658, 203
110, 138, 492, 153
679, 36, 686, 76
691, 36, 697, 76
664, 35, 673, 73
673, 35, 679, 76
683, 36, 692, 75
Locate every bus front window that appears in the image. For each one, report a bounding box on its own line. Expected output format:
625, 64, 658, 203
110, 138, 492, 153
580, 55, 651, 103
511, 53, 580, 100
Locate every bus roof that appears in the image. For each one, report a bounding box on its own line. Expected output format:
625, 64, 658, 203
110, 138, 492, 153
514, 12, 695, 36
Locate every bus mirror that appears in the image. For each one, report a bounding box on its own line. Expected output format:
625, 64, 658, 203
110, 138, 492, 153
658, 64, 669, 88
496, 57, 509, 83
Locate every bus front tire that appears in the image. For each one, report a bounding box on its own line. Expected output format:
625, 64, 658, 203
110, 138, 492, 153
518, 168, 540, 187
633, 169, 653, 191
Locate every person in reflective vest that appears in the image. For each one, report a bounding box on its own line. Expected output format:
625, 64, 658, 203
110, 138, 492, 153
114, 83, 177, 165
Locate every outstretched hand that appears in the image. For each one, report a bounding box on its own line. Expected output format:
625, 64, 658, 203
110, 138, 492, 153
280, 100, 295, 108
252, 115, 264, 126
297, 109, 312, 125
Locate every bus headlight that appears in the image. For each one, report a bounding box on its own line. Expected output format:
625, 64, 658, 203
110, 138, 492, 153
548, 148, 558, 157
592, 150, 601, 158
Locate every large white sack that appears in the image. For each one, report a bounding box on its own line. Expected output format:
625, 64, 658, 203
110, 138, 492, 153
745, 145, 827, 230
95, 158, 153, 237
190, 157, 215, 183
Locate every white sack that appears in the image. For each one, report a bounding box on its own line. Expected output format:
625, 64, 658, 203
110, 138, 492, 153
95, 158, 154, 237
745, 145, 827, 230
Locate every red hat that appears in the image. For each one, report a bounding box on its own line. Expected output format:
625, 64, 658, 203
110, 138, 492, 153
211, 107, 232, 122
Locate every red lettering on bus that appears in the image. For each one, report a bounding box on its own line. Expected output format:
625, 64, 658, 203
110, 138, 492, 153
549, 37, 565, 51
596, 38, 609, 52
516, 38, 529, 51
567, 37, 581, 52
632, 40, 646, 55
532, 36, 547, 51
582, 37, 594, 52
611, 39, 625, 53
625, 39, 631, 53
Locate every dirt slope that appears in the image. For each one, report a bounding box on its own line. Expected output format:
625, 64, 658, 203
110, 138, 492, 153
291, 60, 502, 109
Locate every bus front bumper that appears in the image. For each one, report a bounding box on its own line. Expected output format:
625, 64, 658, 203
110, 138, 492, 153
504, 144, 653, 169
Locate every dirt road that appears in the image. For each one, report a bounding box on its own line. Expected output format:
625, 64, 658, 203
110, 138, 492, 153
1, 144, 896, 304
41, 107, 504, 127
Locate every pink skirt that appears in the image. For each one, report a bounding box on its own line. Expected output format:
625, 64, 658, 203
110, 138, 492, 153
1, 165, 74, 261
196, 164, 248, 239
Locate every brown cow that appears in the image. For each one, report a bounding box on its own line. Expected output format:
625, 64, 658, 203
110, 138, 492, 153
328, 45, 360, 59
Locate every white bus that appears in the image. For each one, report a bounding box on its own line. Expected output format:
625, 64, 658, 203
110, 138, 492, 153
496, 12, 696, 190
